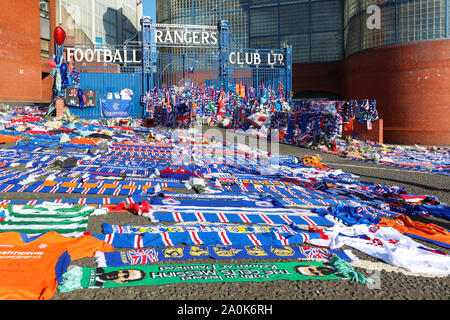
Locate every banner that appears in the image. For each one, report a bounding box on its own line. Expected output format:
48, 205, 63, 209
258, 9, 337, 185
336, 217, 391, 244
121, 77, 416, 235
58, 258, 374, 292
65, 87, 97, 108
149, 196, 284, 208
95, 245, 355, 267
101, 97, 133, 117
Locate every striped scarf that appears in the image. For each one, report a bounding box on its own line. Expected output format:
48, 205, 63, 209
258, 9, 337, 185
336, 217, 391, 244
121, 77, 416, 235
0, 203, 107, 237
93, 228, 321, 249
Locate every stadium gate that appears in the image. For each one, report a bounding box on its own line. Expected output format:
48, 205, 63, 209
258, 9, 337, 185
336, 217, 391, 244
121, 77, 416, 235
65, 17, 292, 119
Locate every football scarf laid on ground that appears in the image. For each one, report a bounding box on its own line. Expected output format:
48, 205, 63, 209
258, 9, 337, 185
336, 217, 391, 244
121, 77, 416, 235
95, 245, 356, 267
93, 228, 321, 248
58, 256, 374, 292
149, 211, 334, 226
101, 223, 302, 236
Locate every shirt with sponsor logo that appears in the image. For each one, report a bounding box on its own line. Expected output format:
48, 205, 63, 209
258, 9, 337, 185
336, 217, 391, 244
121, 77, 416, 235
0, 231, 114, 300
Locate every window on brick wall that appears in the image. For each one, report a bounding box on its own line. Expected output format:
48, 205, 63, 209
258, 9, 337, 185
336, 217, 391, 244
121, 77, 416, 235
40, 0, 50, 58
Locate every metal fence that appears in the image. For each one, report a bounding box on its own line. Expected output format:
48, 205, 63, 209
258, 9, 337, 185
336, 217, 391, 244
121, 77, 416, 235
153, 52, 221, 88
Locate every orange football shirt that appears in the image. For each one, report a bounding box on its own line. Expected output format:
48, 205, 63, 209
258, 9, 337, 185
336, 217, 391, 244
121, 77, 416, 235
379, 215, 450, 248
0, 231, 115, 300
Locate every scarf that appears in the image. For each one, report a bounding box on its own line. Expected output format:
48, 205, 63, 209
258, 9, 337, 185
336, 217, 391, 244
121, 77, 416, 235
148, 211, 334, 227
92, 229, 321, 248
148, 196, 284, 209
95, 245, 356, 267
102, 223, 300, 235
58, 257, 373, 293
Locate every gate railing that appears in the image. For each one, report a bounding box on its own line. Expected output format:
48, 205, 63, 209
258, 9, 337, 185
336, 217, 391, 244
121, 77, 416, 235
64, 17, 292, 119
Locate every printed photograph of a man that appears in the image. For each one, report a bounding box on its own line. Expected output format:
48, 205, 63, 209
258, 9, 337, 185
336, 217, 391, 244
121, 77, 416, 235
94, 268, 147, 287
294, 265, 339, 277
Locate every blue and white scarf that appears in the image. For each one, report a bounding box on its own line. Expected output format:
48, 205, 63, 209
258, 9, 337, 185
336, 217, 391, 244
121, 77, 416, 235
102, 223, 300, 235
95, 245, 356, 267
148, 211, 334, 227
93, 229, 321, 248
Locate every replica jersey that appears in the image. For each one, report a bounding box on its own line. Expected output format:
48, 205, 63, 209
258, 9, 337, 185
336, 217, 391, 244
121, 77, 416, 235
0, 231, 114, 300
378, 215, 450, 249
308, 224, 450, 275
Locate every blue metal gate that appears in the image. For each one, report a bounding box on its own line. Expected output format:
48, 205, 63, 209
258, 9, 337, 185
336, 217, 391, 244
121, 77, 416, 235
66, 18, 292, 119
73, 65, 144, 119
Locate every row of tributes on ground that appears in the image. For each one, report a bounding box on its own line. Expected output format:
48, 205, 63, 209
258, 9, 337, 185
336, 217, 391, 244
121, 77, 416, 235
140, 84, 448, 175
0, 99, 447, 300
140, 84, 378, 141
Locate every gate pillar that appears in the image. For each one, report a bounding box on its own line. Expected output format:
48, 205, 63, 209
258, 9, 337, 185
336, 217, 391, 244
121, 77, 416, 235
141, 16, 153, 95
218, 20, 230, 92
284, 46, 293, 102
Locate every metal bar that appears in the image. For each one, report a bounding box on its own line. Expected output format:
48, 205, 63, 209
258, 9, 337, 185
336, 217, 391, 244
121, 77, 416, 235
394, 0, 398, 44
309, 0, 312, 62
447, 0, 449, 38
248, 0, 251, 48
244, 28, 344, 40
277, 0, 281, 49
359, 0, 363, 52
341, 0, 345, 60
150, 23, 217, 30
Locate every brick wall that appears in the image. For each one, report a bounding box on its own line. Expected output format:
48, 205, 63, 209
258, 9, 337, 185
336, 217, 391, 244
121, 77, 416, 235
41, 0, 56, 103
0, 0, 56, 103
292, 40, 450, 145
0, 0, 41, 101
341, 40, 450, 146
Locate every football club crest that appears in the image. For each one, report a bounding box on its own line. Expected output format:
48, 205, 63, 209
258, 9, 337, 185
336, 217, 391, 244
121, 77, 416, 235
245, 245, 268, 256
213, 246, 242, 257
164, 247, 184, 258
189, 246, 210, 256
270, 246, 295, 256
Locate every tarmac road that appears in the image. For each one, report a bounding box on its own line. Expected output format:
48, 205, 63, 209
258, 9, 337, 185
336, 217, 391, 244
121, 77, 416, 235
49, 128, 450, 301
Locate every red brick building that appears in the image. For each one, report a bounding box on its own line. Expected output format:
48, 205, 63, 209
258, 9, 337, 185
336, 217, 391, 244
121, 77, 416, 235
292, 39, 450, 145
0, 0, 56, 104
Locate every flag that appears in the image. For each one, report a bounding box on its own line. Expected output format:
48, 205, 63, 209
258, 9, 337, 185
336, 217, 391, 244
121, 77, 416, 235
279, 82, 284, 98
217, 89, 225, 117
165, 87, 171, 112
128, 249, 159, 264
240, 84, 246, 99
